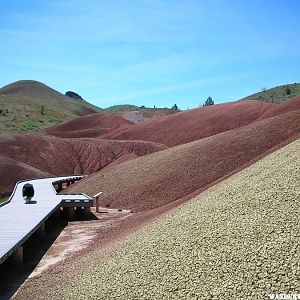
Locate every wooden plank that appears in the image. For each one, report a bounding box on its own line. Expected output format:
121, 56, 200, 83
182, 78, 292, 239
0, 175, 91, 264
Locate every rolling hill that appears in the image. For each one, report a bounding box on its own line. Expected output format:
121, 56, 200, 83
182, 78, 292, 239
241, 82, 300, 103
103, 105, 178, 124
100, 100, 273, 146
66, 109, 300, 211
100, 97, 300, 147
0, 80, 98, 133
45, 112, 134, 138
0, 134, 166, 197
3, 79, 300, 299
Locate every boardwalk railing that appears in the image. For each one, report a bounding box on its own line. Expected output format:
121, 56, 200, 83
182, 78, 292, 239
0, 175, 95, 265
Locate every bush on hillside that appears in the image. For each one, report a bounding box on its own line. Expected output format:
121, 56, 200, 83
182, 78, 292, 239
203, 97, 214, 106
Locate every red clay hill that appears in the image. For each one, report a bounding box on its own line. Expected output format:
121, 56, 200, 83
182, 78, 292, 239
100, 98, 300, 146
257, 95, 300, 120
0, 134, 165, 197
66, 109, 300, 211
2, 93, 300, 206
45, 112, 134, 138
0, 156, 51, 197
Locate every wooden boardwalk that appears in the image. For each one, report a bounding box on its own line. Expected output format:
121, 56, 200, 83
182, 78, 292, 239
0, 176, 92, 264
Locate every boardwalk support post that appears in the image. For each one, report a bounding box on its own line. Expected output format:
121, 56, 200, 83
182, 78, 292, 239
84, 207, 91, 218
67, 207, 75, 220
37, 222, 45, 237
11, 246, 23, 265
53, 208, 61, 222
93, 192, 103, 213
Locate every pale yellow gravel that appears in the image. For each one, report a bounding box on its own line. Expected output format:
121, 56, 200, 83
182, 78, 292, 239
61, 139, 300, 299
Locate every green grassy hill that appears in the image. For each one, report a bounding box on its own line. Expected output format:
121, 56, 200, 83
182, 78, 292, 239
0, 80, 100, 133
104, 104, 179, 122
103, 104, 142, 112
242, 83, 300, 103
104, 104, 177, 113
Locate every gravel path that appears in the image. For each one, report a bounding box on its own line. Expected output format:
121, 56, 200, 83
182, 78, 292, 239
57, 138, 300, 300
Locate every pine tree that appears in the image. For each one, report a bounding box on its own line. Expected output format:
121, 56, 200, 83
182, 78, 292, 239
203, 97, 214, 106
172, 104, 179, 110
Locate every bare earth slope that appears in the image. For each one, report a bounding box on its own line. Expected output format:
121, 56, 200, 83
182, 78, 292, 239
257, 95, 300, 120
120, 108, 177, 124
57, 138, 300, 300
0, 134, 80, 175
45, 112, 134, 138
101, 100, 274, 146
101, 99, 300, 147
0, 134, 166, 196
67, 109, 300, 211
0, 156, 51, 197
67, 138, 167, 174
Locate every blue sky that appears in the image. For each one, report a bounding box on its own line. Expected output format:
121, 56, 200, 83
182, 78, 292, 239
0, 0, 299, 109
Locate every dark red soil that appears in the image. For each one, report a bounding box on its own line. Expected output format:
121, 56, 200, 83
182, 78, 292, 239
45, 112, 134, 138
0, 133, 80, 196
0, 134, 165, 196
100, 100, 274, 146
66, 138, 167, 174
0, 156, 51, 197
67, 109, 300, 212
2, 97, 300, 206
5, 97, 300, 299
0, 134, 79, 175
101, 98, 300, 147
257, 95, 300, 120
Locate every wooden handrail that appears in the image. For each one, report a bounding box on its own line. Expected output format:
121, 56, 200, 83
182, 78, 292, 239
93, 192, 103, 212
93, 191, 103, 198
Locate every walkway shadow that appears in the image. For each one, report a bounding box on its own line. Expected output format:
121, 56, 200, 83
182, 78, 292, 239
0, 219, 66, 299
25, 200, 37, 204
61, 207, 98, 221
0, 208, 97, 299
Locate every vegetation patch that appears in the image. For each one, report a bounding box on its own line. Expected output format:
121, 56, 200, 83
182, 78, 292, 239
242, 83, 300, 103
0, 80, 99, 133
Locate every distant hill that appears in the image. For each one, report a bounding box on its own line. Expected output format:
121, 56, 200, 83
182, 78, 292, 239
103, 104, 179, 124
104, 104, 142, 113
242, 83, 300, 103
0, 80, 100, 133
101, 100, 272, 146
45, 112, 134, 138
101, 96, 300, 146
67, 109, 300, 211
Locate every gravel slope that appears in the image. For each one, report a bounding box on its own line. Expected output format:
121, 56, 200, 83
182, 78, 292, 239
59, 138, 300, 300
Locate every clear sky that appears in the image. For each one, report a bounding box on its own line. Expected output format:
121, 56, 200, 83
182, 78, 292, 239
0, 0, 299, 109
